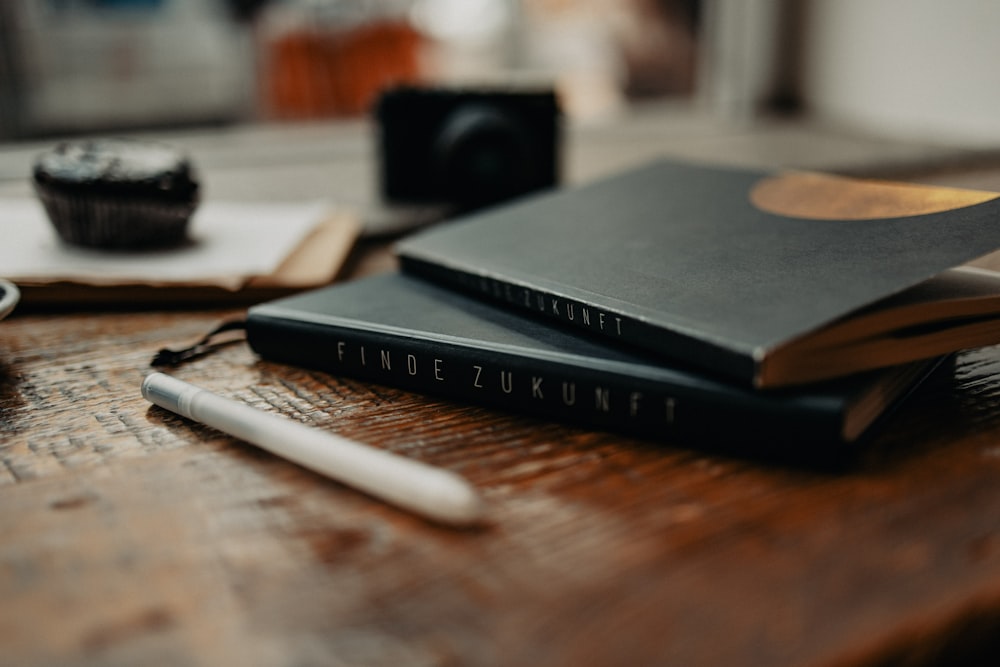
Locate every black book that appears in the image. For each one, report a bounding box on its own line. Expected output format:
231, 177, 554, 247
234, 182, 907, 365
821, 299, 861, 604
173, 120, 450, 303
246, 272, 943, 463
396, 158, 1000, 388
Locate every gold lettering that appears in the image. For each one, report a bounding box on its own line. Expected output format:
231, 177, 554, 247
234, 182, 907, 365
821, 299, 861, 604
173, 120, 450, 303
629, 391, 642, 417
562, 382, 576, 406
595, 387, 611, 412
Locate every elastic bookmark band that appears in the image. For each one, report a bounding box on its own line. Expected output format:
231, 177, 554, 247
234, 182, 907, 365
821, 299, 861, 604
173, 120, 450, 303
151, 319, 247, 367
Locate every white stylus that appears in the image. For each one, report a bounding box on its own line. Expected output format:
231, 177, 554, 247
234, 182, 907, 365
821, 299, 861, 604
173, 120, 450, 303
141, 372, 485, 526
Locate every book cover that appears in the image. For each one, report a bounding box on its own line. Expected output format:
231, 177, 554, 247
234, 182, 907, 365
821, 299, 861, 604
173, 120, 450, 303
396, 159, 1000, 388
246, 272, 943, 463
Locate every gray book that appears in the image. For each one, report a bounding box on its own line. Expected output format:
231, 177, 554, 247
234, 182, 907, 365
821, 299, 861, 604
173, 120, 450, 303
247, 272, 945, 465
397, 159, 1000, 388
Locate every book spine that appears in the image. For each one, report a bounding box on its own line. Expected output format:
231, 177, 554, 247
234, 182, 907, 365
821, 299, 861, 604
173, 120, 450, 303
398, 256, 757, 386
246, 313, 846, 451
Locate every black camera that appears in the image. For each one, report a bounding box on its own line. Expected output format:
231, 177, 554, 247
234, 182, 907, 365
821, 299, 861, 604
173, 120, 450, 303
375, 86, 560, 212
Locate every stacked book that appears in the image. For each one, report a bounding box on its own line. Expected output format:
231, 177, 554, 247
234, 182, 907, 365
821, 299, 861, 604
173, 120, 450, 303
245, 159, 1000, 464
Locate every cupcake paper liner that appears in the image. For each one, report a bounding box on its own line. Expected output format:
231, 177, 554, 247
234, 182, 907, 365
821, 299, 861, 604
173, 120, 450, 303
35, 185, 196, 249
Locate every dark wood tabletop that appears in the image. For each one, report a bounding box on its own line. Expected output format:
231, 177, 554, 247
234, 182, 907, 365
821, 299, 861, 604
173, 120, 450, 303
2, 112, 1000, 666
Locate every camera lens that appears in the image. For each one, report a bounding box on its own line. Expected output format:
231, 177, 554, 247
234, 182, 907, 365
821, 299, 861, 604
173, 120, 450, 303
431, 104, 533, 208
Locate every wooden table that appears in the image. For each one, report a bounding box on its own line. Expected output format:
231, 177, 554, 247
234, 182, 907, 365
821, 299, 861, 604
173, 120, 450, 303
3, 110, 1000, 666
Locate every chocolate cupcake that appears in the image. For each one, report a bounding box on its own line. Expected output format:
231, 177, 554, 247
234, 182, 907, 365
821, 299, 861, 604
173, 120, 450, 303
33, 138, 200, 249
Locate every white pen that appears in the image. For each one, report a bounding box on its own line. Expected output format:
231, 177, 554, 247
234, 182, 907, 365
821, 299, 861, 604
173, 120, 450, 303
141, 372, 485, 526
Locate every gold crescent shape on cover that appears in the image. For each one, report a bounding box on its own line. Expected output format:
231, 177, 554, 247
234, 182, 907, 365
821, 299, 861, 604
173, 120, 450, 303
749, 171, 999, 220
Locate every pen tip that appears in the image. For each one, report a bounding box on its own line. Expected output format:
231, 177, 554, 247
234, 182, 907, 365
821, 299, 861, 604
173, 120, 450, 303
432, 476, 487, 527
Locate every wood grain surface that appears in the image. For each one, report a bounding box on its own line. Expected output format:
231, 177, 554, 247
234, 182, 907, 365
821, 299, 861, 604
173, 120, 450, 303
3, 114, 1000, 667
2, 279, 1000, 667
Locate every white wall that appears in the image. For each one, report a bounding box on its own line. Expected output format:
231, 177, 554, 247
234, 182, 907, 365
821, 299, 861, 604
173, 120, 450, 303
800, 0, 1000, 147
